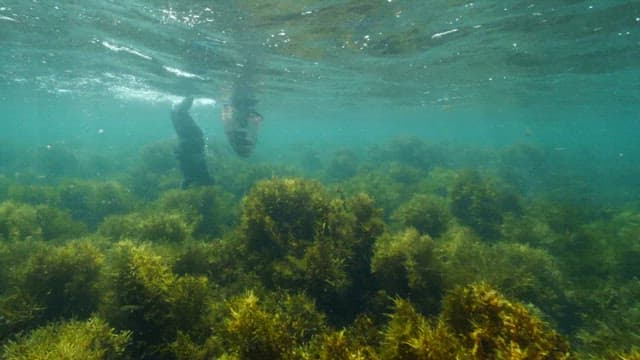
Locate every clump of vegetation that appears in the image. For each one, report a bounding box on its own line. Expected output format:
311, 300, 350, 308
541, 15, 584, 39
573, 278, 640, 357
126, 140, 181, 200
238, 178, 384, 322
301, 316, 380, 360
442, 282, 570, 359
35, 203, 88, 240
418, 167, 459, 198
15, 240, 104, 323
156, 186, 236, 239
240, 178, 330, 255
335, 164, 420, 218
220, 291, 327, 359
57, 180, 137, 229
1, 240, 105, 341
371, 228, 443, 314
2, 317, 130, 360
325, 148, 359, 181
137, 140, 178, 175
438, 227, 572, 327
370, 136, 446, 171
391, 194, 450, 237
0, 201, 86, 242
6, 184, 58, 206
380, 298, 470, 360
100, 240, 214, 358
172, 239, 261, 295
450, 170, 520, 240
98, 212, 192, 243
0, 201, 43, 242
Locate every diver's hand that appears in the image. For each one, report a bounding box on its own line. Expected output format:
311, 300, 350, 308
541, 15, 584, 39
172, 96, 194, 114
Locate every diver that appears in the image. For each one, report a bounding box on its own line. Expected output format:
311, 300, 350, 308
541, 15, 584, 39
221, 57, 264, 157
171, 51, 263, 185
170, 96, 214, 188
170, 91, 263, 187
221, 92, 263, 157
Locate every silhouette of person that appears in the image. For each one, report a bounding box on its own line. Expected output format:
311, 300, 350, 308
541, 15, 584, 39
170, 96, 214, 188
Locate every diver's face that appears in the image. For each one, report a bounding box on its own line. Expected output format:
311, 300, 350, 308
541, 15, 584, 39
228, 129, 255, 157
221, 105, 263, 157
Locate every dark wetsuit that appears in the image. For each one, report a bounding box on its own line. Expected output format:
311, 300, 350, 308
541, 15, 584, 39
171, 97, 213, 188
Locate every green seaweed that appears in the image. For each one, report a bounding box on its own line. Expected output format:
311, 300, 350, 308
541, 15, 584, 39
2, 317, 130, 360
220, 291, 326, 360
438, 226, 573, 329
391, 194, 450, 238
99, 240, 214, 359
238, 178, 383, 322
57, 180, 137, 229
442, 283, 570, 359
98, 212, 192, 243
156, 186, 236, 239
0, 134, 638, 358
450, 170, 515, 240
325, 148, 359, 181
0, 201, 85, 242
371, 228, 443, 314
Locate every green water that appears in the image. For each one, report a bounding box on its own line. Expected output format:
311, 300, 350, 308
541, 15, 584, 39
1, 1, 639, 359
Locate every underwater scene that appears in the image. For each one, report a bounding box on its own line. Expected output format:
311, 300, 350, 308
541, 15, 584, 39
1, 1, 640, 359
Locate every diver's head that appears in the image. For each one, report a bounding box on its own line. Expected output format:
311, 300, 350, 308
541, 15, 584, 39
221, 104, 263, 157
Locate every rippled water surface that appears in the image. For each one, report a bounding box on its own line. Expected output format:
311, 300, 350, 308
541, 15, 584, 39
1, 1, 639, 200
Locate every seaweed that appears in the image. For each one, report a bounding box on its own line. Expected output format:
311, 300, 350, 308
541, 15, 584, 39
98, 212, 192, 243
2, 317, 130, 360
391, 194, 450, 238
17, 240, 104, 322
220, 291, 326, 360
379, 297, 471, 360
0, 133, 638, 358
442, 283, 570, 359
99, 241, 179, 357
57, 180, 137, 229
371, 228, 443, 314
238, 178, 383, 322
438, 227, 574, 330
0, 201, 85, 242
155, 186, 236, 239
450, 170, 522, 240
99, 241, 214, 359
325, 148, 359, 181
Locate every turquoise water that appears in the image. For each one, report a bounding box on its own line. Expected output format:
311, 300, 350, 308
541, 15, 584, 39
2, 1, 639, 202
1, 1, 640, 358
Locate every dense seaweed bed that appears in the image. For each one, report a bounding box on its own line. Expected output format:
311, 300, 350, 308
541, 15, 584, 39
0, 137, 639, 359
